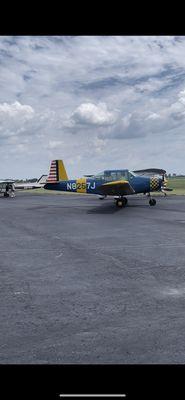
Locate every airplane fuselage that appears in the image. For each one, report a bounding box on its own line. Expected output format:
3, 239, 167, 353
45, 174, 159, 195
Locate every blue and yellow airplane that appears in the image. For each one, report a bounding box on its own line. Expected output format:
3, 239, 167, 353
44, 160, 169, 207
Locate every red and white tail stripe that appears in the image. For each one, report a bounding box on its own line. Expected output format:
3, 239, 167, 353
47, 160, 58, 182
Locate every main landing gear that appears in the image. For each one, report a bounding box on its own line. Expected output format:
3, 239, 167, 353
115, 197, 128, 207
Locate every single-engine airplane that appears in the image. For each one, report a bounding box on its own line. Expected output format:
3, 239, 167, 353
0, 175, 47, 197
15, 175, 47, 190
44, 160, 171, 207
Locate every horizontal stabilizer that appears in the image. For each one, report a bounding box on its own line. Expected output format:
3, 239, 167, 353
162, 187, 173, 191
84, 174, 94, 177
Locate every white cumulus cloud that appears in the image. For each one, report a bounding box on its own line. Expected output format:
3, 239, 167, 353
178, 89, 185, 105
0, 101, 35, 142
71, 102, 117, 126
0, 101, 34, 119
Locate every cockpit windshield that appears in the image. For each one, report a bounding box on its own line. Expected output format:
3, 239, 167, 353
128, 171, 136, 179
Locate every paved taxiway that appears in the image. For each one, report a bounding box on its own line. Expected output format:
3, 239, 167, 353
1, 192, 185, 363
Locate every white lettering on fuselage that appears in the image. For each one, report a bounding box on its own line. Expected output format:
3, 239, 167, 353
67, 183, 72, 190
66, 181, 96, 191
90, 182, 96, 189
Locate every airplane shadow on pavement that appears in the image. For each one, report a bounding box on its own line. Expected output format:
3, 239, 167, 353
87, 201, 150, 214
87, 203, 126, 214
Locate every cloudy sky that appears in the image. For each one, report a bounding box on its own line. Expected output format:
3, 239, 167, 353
0, 35, 185, 179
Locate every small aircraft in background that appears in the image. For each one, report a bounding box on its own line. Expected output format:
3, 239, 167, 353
0, 175, 47, 197
44, 160, 172, 207
15, 175, 47, 190
0, 180, 15, 197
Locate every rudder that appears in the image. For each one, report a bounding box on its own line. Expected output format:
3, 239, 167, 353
47, 160, 68, 183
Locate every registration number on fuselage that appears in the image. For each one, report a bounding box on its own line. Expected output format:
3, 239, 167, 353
67, 182, 96, 191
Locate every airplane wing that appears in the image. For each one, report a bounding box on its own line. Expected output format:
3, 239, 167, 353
0, 180, 15, 184
14, 176, 47, 190
133, 168, 166, 176
98, 180, 135, 196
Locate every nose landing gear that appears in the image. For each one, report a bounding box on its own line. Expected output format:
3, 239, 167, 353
149, 198, 156, 206
147, 192, 157, 206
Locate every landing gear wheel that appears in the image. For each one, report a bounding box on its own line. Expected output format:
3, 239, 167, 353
116, 199, 123, 207
116, 197, 127, 207
149, 198, 156, 206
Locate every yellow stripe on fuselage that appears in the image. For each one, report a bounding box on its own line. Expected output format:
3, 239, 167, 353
76, 177, 87, 193
103, 180, 128, 186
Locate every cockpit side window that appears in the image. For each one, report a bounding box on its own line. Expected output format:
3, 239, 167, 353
94, 172, 104, 180
94, 170, 129, 182
104, 172, 117, 182
104, 170, 128, 182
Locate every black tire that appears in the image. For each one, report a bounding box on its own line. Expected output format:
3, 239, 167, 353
116, 198, 127, 207
149, 198, 156, 206
116, 199, 123, 207
4, 192, 9, 197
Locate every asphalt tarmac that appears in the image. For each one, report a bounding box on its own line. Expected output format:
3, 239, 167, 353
1, 192, 185, 364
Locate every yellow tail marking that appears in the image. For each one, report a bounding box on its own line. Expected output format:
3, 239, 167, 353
76, 178, 87, 193
58, 160, 68, 181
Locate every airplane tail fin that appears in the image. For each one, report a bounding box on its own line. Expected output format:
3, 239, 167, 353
37, 174, 48, 184
46, 160, 68, 183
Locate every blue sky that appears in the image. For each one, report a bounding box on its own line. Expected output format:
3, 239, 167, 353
0, 36, 185, 178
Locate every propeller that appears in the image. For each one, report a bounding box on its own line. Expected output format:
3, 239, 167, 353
132, 168, 173, 194
160, 173, 173, 192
